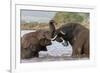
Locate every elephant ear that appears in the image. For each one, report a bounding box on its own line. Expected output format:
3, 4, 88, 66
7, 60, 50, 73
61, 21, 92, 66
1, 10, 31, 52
39, 38, 46, 46
21, 37, 31, 49
37, 31, 46, 46
37, 31, 45, 40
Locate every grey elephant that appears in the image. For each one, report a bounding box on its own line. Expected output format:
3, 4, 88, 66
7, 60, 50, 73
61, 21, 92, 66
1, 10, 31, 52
49, 20, 89, 58
21, 29, 52, 59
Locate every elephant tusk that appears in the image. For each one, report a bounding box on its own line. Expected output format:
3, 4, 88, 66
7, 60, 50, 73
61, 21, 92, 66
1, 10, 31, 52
51, 35, 58, 41
60, 31, 66, 35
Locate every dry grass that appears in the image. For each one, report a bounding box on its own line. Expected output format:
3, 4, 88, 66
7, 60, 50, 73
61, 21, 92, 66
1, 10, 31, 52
21, 22, 89, 30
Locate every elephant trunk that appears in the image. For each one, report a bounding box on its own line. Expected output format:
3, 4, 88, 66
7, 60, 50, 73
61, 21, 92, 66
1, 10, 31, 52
49, 20, 56, 38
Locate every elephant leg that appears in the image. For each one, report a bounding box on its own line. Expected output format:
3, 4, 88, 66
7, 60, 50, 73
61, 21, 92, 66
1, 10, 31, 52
31, 51, 39, 58
72, 31, 87, 58
72, 46, 82, 58
72, 38, 84, 58
40, 46, 47, 51
21, 48, 33, 59
82, 40, 89, 58
34, 52, 39, 57
80, 54, 89, 58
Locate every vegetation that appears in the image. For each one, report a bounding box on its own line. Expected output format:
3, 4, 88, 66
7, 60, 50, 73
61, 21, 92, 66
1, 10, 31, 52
53, 12, 89, 28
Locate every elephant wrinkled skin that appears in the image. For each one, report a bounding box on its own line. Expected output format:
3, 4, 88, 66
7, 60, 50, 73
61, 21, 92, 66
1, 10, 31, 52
21, 30, 52, 59
49, 20, 89, 58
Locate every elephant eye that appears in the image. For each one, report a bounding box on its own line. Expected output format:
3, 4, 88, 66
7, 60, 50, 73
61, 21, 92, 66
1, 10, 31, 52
46, 39, 50, 42
57, 33, 62, 37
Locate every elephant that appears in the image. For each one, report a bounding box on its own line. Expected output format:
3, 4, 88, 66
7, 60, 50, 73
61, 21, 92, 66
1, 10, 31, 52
49, 20, 89, 58
21, 29, 52, 59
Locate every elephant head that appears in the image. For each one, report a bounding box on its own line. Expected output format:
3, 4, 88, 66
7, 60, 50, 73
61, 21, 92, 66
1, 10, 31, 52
37, 30, 52, 46
49, 20, 68, 45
